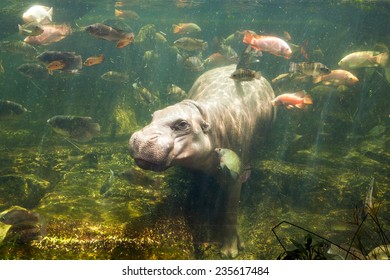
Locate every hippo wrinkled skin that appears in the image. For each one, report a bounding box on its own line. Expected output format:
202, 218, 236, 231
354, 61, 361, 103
129, 64, 275, 258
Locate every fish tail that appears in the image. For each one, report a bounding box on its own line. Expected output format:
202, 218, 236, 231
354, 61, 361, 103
243, 31, 254, 45
375, 52, 389, 67
202, 41, 208, 51
172, 24, 181, 33
115, 9, 122, 17
48, 7, 53, 22
303, 94, 313, 105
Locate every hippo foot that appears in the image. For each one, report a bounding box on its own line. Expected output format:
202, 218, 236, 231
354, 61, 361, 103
220, 233, 244, 258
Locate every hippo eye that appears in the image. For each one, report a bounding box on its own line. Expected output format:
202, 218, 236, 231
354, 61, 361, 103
173, 120, 190, 131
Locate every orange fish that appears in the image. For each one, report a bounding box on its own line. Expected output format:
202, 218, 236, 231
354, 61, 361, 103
172, 23, 201, 34
114, 9, 140, 20
84, 54, 105, 66
116, 32, 135, 48
271, 91, 313, 109
243, 31, 292, 59
46, 60, 65, 74
312, 69, 359, 86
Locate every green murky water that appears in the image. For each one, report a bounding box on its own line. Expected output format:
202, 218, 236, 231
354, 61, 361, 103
0, 0, 389, 259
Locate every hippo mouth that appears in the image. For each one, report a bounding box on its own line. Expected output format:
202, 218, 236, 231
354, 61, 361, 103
134, 158, 169, 172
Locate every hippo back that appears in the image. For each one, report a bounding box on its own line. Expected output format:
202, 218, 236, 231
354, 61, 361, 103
187, 64, 275, 162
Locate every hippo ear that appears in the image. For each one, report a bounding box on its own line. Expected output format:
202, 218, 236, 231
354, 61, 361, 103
181, 100, 210, 133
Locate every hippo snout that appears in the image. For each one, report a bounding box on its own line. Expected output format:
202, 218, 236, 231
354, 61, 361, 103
129, 128, 174, 172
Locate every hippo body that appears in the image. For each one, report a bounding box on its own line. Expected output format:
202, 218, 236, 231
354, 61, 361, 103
129, 64, 275, 257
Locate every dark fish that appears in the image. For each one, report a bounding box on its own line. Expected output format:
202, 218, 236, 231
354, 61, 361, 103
362, 177, 375, 218
0, 100, 29, 120
0, 206, 40, 225
3, 223, 46, 244
236, 45, 261, 70
132, 82, 157, 104
230, 68, 261, 82
289, 62, 330, 77
85, 23, 135, 48
183, 56, 205, 72
174, 37, 208, 51
101, 71, 129, 83
47, 115, 101, 142
37, 51, 82, 73
0, 41, 38, 59
18, 63, 49, 79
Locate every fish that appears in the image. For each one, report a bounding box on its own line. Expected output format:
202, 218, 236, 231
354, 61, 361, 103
230, 68, 262, 82
115, 9, 140, 20
223, 31, 244, 45
338, 51, 389, 69
204, 52, 230, 68
172, 23, 201, 34
101, 71, 129, 83
22, 5, 53, 24
84, 54, 105, 66
0, 206, 40, 225
85, 23, 135, 48
18, 22, 44, 36
167, 84, 186, 98
289, 62, 331, 77
132, 83, 157, 104
17, 63, 48, 79
46, 60, 66, 74
0, 100, 29, 120
0, 60, 4, 74
100, 169, 115, 195
3, 223, 46, 244
24, 24, 72, 46
219, 43, 239, 62
362, 177, 375, 219
155, 32, 167, 44
37, 51, 83, 73
174, 37, 208, 51
312, 69, 359, 86
183, 56, 205, 72
243, 31, 292, 59
271, 91, 313, 109
47, 115, 101, 142
0, 41, 38, 59
236, 45, 261, 70
214, 148, 244, 181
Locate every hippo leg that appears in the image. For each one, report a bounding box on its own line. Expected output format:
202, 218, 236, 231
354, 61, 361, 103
219, 178, 244, 258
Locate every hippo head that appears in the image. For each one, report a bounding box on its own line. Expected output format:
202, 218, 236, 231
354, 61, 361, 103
129, 100, 212, 172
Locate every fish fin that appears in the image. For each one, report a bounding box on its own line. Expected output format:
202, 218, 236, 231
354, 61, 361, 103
202, 42, 208, 51
295, 104, 305, 109
312, 75, 322, 84
243, 31, 254, 45
286, 105, 294, 109
374, 52, 389, 67
47, 7, 53, 22
114, 9, 122, 17
294, 90, 306, 98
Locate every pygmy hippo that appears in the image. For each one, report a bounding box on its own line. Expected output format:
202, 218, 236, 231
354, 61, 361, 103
129, 64, 275, 257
